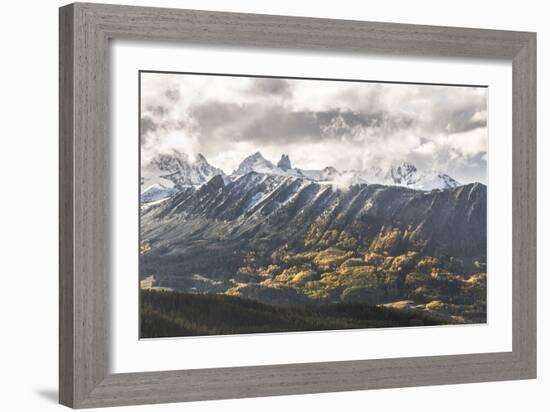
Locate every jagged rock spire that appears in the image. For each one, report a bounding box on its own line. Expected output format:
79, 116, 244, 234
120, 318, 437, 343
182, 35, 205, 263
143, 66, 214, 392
277, 154, 292, 171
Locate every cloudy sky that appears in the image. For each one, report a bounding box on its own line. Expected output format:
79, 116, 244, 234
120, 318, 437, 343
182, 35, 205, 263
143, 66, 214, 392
140, 72, 487, 183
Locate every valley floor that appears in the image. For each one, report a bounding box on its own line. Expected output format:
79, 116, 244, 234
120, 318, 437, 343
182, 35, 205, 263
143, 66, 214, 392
140, 289, 465, 338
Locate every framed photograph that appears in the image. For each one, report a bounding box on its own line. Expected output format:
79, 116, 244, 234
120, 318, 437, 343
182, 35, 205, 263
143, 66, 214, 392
59, 2, 536, 408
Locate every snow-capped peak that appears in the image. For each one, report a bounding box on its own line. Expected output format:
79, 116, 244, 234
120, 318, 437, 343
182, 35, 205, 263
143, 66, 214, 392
378, 161, 461, 190
141, 150, 463, 206
231, 154, 461, 191
141, 150, 225, 196
234, 152, 276, 175
411, 172, 460, 191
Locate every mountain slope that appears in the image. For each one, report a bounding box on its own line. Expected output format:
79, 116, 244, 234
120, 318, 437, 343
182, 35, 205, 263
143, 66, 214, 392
140, 172, 486, 286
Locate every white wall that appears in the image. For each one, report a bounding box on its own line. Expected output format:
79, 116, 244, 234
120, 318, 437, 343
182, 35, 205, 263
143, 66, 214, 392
0, 0, 546, 411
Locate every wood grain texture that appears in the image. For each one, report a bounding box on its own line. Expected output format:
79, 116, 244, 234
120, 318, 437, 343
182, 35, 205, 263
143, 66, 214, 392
59, 2, 537, 408
60, 3, 110, 406
59, 4, 74, 406
512, 34, 537, 374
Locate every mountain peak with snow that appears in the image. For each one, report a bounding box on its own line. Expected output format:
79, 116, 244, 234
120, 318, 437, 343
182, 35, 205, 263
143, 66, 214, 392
234, 152, 276, 175
377, 161, 461, 190
141, 150, 225, 200
141, 150, 465, 205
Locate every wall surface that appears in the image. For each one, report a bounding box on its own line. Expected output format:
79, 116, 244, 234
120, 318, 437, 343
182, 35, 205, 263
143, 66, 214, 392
0, 0, 547, 411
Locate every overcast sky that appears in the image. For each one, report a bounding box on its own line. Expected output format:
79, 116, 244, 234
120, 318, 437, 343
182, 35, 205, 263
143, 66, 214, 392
140, 72, 487, 183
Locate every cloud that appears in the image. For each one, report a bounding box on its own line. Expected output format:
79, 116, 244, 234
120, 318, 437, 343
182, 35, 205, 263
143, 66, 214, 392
187, 102, 414, 147
190, 101, 245, 134
330, 171, 358, 192
164, 86, 180, 102
140, 73, 488, 183
140, 115, 156, 136
247, 78, 293, 98
444, 108, 487, 133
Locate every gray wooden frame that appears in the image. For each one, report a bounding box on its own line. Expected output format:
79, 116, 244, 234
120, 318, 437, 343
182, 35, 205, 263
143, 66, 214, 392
59, 2, 536, 408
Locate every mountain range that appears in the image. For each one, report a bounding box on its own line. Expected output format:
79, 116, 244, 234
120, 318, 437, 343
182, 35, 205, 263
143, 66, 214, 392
140, 150, 462, 203
140, 169, 486, 300
139, 148, 487, 329
137, 145, 491, 342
